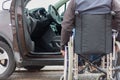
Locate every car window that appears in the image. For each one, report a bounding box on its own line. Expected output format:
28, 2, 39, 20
25, 0, 69, 19
57, 1, 70, 16
26, 0, 60, 10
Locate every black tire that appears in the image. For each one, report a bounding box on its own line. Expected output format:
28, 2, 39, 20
0, 41, 16, 79
24, 66, 44, 72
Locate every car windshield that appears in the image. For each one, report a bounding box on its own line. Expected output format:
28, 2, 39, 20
26, 0, 60, 10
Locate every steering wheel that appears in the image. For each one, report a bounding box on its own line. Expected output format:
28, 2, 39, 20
37, 8, 47, 19
48, 5, 61, 24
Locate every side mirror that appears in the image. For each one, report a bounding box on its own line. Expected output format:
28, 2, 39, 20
2, 0, 11, 10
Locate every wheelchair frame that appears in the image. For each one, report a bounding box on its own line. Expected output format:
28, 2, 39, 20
60, 30, 120, 80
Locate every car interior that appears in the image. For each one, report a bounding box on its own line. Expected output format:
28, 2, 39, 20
24, 4, 62, 54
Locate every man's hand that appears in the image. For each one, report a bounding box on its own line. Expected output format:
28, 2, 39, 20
60, 50, 65, 56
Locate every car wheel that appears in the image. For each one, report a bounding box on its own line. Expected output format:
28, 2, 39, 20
24, 66, 44, 72
0, 41, 16, 79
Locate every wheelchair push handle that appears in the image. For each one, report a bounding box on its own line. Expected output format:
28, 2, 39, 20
112, 29, 118, 38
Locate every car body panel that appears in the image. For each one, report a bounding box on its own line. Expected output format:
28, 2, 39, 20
0, 10, 13, 48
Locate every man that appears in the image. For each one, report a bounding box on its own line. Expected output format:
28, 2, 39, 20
61, 0, 120, 56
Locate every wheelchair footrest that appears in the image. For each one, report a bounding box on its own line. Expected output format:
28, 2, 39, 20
78, 73, 104, 80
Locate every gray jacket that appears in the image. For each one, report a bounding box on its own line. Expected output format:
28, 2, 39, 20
75, 0, 112, 14
61, 0, 120, 50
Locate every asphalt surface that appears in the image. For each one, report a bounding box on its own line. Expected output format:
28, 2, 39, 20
6, 66, 110, 80
7, 66, 64, 80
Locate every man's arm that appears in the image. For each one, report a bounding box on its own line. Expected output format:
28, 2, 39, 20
61, 0, 76, 50
112, 0, 120, 27
112, 0, 120, 40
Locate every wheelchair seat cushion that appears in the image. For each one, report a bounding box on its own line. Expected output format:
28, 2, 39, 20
74, 14, 112, 54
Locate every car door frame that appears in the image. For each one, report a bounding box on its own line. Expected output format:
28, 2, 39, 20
10, 0, 30, 58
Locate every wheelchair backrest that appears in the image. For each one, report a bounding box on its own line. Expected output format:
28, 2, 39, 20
74, 14, 112, 55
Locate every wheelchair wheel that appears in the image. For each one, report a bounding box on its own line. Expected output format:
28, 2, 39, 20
63, 48, 74, 80
63, 49, 68, 80
67, 50, 74, 80
113, 41, 120, 80
67, 40, 74, 80
63, 37, 75, 80
113, 52, 120, 80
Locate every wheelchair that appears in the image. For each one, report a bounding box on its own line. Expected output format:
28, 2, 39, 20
60, 14, 120, 80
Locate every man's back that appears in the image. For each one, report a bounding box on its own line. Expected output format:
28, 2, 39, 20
75, 0, 112, 14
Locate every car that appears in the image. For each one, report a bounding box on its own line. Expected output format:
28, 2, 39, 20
0, 0, 69, 79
